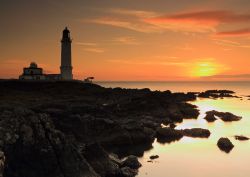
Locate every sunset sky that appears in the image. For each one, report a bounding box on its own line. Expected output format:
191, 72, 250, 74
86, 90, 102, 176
1, 0, 250, 81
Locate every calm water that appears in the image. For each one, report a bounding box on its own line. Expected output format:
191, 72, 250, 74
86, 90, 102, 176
98, 81, 250, 177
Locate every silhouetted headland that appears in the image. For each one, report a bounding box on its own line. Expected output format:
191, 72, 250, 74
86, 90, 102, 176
0, 80, 243, 177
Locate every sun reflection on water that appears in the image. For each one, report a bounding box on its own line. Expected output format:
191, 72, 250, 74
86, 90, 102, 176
138, 97, 250, 177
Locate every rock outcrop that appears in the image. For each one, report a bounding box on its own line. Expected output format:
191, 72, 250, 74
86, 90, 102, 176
0, 80, 221, 177
182, 128, 211, 138
0, 108, 100, 177
205, 110, 242, 122
198, 90, 236, 99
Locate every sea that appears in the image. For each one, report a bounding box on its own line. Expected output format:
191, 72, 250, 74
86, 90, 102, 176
97, 81, 250, 177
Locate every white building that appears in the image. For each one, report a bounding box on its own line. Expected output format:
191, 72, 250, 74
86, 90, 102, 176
19, 27, 73, 80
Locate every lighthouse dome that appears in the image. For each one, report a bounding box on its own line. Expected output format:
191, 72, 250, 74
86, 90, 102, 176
30, 62, 38, 68
63, 27, 70, 39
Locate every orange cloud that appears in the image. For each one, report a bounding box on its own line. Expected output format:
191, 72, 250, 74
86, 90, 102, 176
112, 36, 139, 45
216, 28, 250, 37
85, 17, 161, 33
83, 47, 105, 53
85, 9, 250, 34
147, 10, 250, 24
145, 10, 250, 33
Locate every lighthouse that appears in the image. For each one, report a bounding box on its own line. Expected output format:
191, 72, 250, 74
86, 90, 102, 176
60, 27, 73, 80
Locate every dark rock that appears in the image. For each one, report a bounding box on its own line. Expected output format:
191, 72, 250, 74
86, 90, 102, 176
83, 143, 120, 177
106, 143, 153, 159
217, 138, 234, 153
169, 123, 177, 129
1, 109, 100, 177
0, 81, 206, 177
0, 151, 5, 177
207, 110, 242, 122
141, 118, 160, 130
204, 111, 217, 122
120, 167, 138, 177
198, 90, 236, 99
235, 135, 249, 141
121, 155, 141, 169
156, 127, 183, 143
217, 112, 242, 122
149, 155, 159, 160
179, 103, 200, 119
109, 153, 122, 166
182, 128, 211, 138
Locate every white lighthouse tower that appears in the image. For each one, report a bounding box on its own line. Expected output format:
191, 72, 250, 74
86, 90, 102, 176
60, 27, 73, 80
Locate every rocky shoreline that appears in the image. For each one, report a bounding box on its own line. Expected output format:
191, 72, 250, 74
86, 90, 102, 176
0, 80, 244, 177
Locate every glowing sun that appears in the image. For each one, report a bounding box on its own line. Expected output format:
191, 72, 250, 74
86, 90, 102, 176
191, 61, 221, 77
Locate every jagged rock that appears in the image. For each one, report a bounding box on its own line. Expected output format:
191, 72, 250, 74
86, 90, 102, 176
149, 155, 159, 160
156, 127, 183, 143
83, 143, 120, 177
120, 167, 138, 177
235, 135, 249, 141
0, 81, 208, 177
217, 138, 234, 153
182, 128, 211, 138
109, 153, 122, 166
0, 108, 100, 177
121, 155, 141, 169
0, 151, 5, 177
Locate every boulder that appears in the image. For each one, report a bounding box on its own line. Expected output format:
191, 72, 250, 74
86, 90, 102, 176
182, 128, 211, 138
121, 155, 141, 169
217, 138, 234, 153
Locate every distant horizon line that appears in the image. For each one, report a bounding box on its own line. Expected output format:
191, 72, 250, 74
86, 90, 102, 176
95, 80, 250, 82
1, 78, 250, 83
